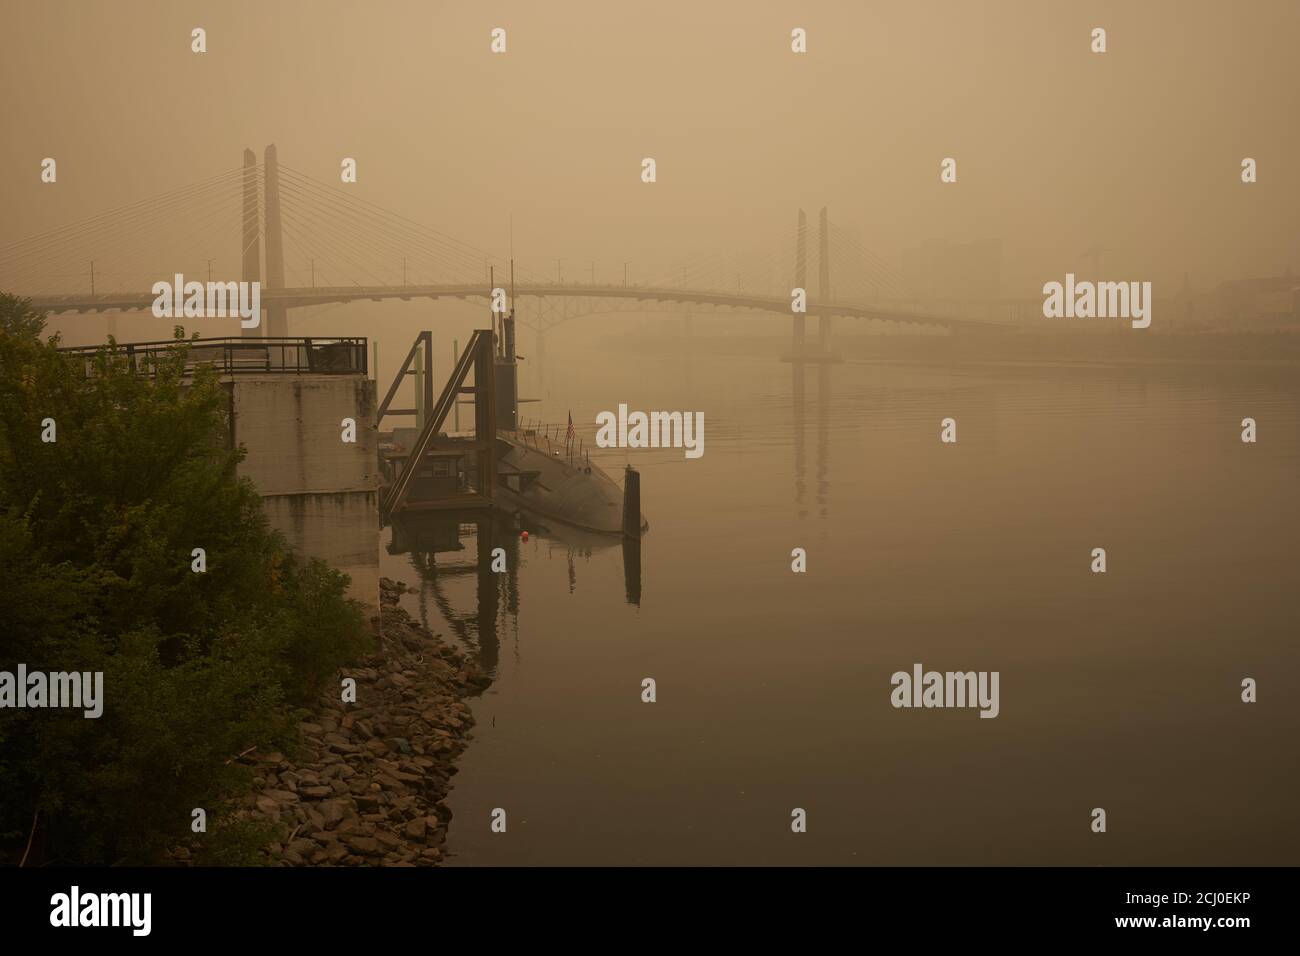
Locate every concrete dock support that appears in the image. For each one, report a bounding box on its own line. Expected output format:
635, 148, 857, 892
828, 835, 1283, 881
230, 374, 380, 616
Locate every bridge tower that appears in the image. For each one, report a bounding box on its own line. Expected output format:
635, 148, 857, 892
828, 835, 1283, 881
792, 209, 807, 357
263, 144, 289, 337
818, 206, 831, 354
240, 148, 261, 338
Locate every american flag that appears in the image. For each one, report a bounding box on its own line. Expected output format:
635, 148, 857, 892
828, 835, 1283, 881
565, 411, 576, 445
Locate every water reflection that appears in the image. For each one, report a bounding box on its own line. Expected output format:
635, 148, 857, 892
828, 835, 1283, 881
790, 362, 832, 518
387, 510, 642, 676
433, 353, 1300, 866
816, 365, 830, 518
622, 536, 642, 606
792, 362, 805, 517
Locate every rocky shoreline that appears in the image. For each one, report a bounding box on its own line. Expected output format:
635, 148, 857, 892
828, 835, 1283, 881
242, 577, 489, 866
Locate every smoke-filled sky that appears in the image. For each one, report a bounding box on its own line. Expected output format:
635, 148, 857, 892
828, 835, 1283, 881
2, 0, 1298, 302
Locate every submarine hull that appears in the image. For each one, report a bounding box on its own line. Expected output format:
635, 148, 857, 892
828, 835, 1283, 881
492, 433, 648, 536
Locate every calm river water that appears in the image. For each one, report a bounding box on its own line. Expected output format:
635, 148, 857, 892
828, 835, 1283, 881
379, 339, 1299, 865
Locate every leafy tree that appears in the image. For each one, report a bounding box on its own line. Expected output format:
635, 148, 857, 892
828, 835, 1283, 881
0, 294, 368, 864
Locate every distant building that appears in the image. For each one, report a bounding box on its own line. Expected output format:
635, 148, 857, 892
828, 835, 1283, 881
901, 238, 1002, 300
1210, 272, 1300, 326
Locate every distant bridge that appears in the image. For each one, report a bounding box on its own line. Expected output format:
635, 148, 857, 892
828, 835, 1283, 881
27, 282, 1007, 332
3, 145, 1015, 356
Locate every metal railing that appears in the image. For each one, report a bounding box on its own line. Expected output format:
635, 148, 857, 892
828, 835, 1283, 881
516, 418, 590, 468
58, 337, 368, 377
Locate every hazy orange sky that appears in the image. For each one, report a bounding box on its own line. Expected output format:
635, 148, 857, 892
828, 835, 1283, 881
3, 0, 1298, 302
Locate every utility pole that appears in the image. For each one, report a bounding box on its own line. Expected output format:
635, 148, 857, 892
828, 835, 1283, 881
403, 257, 407, 287
310, 258, 315, 288
89, 260, 95, 296
623, 261, 629, 287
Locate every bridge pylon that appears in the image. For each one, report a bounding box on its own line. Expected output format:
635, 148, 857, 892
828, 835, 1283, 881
784, 206, 839, 364
818, 206, 832, 355
240, 148, 261, 338
263, 144, 288, 337
791, 209, 807, 358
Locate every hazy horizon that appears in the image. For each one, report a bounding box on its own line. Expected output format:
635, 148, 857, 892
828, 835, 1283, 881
4, 0, 1299, 323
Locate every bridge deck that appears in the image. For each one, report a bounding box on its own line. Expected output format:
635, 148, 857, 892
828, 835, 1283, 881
30, 284, 1010, 330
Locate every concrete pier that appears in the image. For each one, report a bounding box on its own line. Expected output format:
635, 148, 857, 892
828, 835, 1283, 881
230, 373, 379, 615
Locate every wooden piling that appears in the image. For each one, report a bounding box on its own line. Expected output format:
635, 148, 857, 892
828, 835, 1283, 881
622, 465, 641, 538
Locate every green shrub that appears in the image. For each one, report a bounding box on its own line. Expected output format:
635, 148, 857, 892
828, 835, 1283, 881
0, 294, 370, 864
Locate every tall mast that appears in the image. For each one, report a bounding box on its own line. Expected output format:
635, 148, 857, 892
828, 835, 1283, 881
507, 258, 516, 361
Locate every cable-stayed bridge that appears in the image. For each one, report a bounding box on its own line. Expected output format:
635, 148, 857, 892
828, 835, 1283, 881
2, 146, 1017, 356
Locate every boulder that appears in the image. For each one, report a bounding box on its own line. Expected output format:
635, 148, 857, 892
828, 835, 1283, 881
344, 835, 380, 856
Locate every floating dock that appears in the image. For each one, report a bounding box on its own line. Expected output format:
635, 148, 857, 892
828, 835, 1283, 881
377, 312, 647, 537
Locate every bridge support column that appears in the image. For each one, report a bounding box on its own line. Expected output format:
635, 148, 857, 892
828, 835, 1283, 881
241, 148, 261, 339
792, 208, 807, 359
818, 206, 832, 356
263, 144, 288, 338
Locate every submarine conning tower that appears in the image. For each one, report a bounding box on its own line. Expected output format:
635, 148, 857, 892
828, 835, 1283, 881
494, 304, 518, 432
